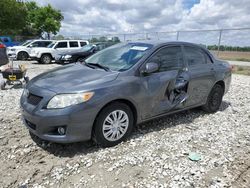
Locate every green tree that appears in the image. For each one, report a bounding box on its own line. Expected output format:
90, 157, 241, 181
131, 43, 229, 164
32, 4, 64, 39
52, 34, 65, 40
0, 0, 27, 35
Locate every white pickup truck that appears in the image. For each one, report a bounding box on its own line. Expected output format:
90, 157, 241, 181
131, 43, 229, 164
7, 40, 54, 60
29, 40, 89, 64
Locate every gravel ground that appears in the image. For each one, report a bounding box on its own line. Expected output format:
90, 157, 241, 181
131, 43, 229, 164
0, 61, 250, 188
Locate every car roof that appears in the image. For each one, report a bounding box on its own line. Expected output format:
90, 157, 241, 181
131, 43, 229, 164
32, 39, 54, 42
126, 40, 204, 47
55, 40, 88, 42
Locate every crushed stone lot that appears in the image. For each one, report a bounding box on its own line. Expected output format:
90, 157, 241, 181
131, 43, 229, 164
0, 61, 250, 188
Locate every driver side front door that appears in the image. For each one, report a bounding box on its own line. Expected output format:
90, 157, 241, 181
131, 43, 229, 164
139, 45, 190, 119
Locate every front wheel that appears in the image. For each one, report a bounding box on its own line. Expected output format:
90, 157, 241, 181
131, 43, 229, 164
17, 51, 29, 60
77, 57, 85, 63
40, 54, 52, 64
93, 102, 134, 147
202, 84, 224, 113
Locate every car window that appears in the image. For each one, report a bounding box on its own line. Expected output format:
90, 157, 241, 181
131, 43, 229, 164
55, 42, 68, 48
69, 41, 79, 48
204, 52, 213, 64
80, 42, 87, 47
30, 41, 41, 47
184, 46, 206, 66
43, 41, 52, 47
149, 46, 183, 72
1, 37, 9, 43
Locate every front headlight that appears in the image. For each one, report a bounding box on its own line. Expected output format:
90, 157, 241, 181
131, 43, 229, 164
64, 55, 72, 59
22, 88, 29, 98
11, 48, 16, 51
47, 92, 94, 109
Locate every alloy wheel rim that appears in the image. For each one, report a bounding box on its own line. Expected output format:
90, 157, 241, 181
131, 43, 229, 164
43, 56, 50, 63
102, 110, 129, 141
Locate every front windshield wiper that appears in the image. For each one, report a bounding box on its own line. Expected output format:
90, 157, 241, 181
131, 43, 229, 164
87, 62, 110, 72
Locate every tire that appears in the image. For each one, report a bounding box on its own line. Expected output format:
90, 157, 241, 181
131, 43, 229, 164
0, 80, 6, 90
40, 54, 52, 64
202, 84, 224, 113
17, 51, 29, 60
93, 102, 134, 147
77, 57, 85, 63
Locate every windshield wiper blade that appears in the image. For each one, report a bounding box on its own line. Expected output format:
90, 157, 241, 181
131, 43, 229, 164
80, 61, 96, 69
87, 63, 110, 71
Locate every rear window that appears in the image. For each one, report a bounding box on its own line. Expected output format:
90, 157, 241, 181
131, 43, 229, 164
1, 38, 9, 43
69, 41, 79, 48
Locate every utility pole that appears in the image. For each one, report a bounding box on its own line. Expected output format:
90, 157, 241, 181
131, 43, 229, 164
217, 29, 223, 56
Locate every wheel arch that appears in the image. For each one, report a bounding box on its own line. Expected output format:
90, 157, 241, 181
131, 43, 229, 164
41, 53, 53, 58
17, 50, 29, 58
214, 80, 225, 94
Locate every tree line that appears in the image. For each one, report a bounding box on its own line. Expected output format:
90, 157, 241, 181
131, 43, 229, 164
207, 45, 250, 52
0, 0, 63, 39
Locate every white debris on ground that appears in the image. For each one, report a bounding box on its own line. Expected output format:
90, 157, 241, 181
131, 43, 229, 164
0, 61, 250, 188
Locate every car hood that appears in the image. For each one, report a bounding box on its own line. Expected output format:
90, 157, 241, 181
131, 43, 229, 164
8, 46, 27, 49
28, 63, 119, 93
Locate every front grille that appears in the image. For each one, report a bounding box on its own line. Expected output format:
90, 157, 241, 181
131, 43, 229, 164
27, 93, 43, 106
25, 119, 36, 130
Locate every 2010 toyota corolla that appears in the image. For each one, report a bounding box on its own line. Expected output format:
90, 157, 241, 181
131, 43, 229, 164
20, 41, 232, 147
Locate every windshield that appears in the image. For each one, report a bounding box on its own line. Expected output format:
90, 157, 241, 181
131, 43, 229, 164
47, 42, 56, 48
85, 43, 153, 71
81, 44, 94, 51
20, 41, 32, 46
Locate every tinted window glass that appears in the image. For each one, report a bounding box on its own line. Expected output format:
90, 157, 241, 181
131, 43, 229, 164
69, 41, 79, 47
185, 46, 206, 66
31, 41, 41, 47
204, 52, 213, 64
43, 41, 52, 47
55, 42, 67, 48
150, 46, 183, 71
80, 42, 87, 47
1, 38, 9, 42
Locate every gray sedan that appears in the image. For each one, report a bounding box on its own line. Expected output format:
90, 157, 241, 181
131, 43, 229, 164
20, 41, 232, 147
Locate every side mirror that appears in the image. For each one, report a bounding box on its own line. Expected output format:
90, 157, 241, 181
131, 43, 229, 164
142, 62, 159, 74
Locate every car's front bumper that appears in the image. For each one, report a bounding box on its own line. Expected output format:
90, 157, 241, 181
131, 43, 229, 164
20, 87, 98, 143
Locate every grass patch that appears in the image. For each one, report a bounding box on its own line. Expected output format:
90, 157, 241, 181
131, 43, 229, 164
232, 65, 250, 76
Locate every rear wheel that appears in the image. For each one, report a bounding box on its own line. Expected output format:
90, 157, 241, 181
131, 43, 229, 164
93, 102, 134, 147
202, 84, 224, 113
40, 54, 52, 64
0, 80, 6, 90
77, 57, 85, 63
17, 51, 29, 60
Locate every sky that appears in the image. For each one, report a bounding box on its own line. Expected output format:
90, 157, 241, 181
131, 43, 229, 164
28, 0, 250, 46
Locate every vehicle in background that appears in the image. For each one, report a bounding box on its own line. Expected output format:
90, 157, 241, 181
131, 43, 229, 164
0, 36, 19, 47
55, 43, 113, 64
29, 40, 89, 64
21, 41, 232, 147
7, 40, 54, 60
0, 42, 8, 66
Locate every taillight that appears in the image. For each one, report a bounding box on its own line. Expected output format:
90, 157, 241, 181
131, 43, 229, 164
0, 44, 5, 48
230, 65, 234, 71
